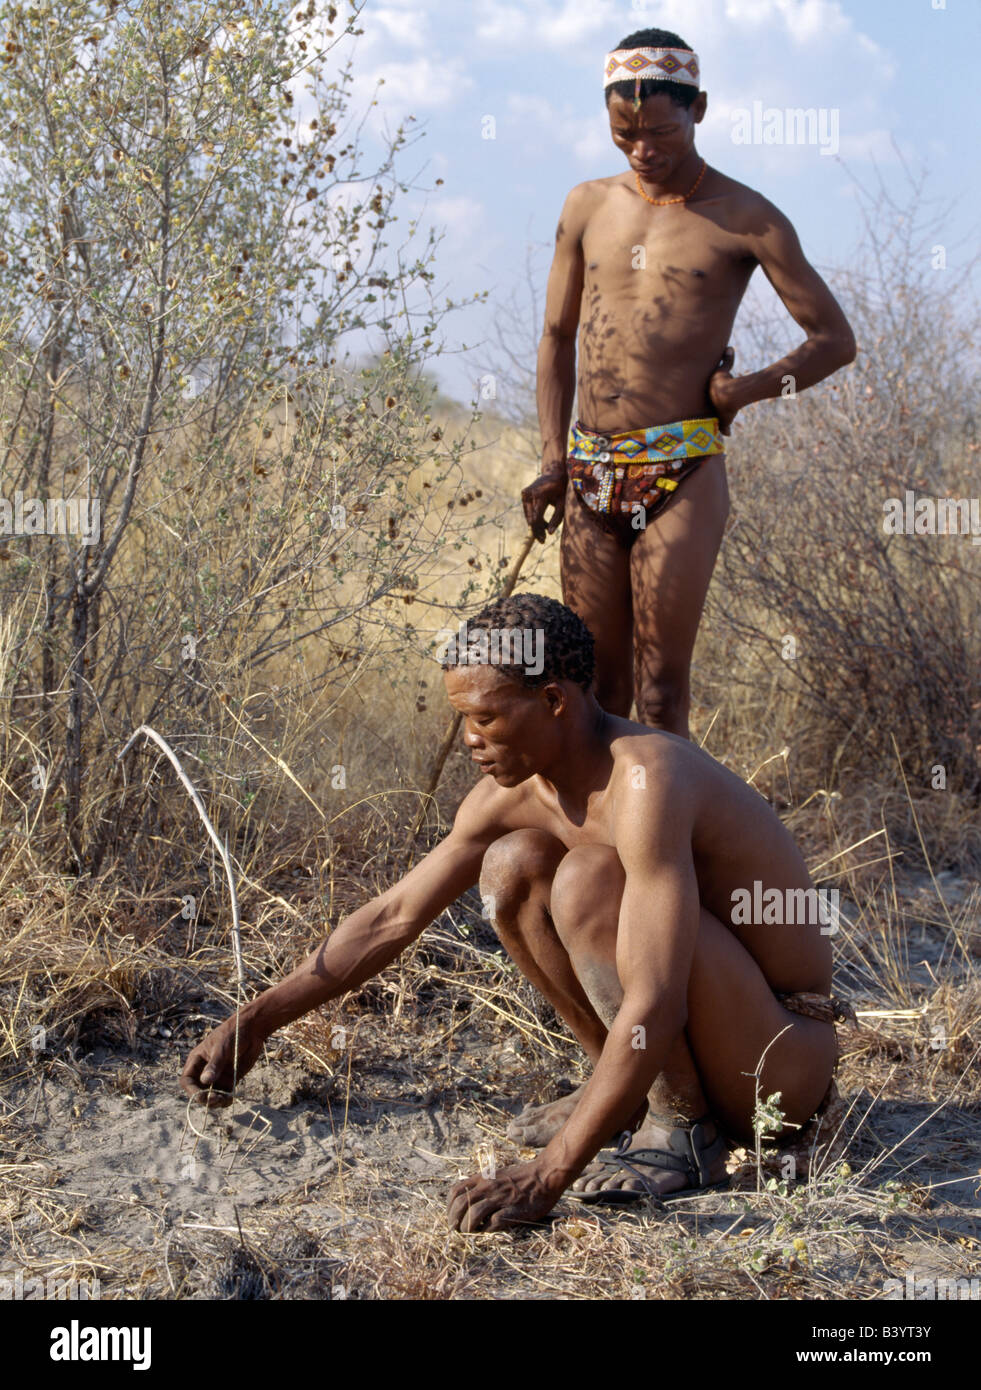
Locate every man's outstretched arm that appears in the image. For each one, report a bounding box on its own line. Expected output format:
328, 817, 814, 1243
448, 762, 700, 1230
709, 201, 856, 433
180, 789, 498, 1105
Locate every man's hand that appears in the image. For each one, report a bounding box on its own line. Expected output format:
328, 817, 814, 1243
521, 467, 566, 544
180, 1012, 267, 1108
447, 1159, 562, 1233
707, 346, 740, 437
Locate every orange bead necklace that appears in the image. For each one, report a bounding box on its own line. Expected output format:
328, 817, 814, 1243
635, 157, 707, 206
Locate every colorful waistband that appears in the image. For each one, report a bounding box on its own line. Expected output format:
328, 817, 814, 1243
568, 417, 723, 466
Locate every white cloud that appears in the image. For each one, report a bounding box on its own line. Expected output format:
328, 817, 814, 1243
427, 194, 487, 239
572, 115, 616, 166
365, 5, 430, 49
296, 4, 469, 135
535, 0, 616, 47
473, 0, 617, 50
506, 94, 557, 125
473, 3, 531, 44
505, 92, 613, 166
358, 54, 473, 112
722, 0, 849, 42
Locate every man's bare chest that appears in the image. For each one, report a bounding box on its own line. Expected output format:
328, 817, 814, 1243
581, 200, 752, 306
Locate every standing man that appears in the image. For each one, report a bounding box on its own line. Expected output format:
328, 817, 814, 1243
522, 26, 856, 735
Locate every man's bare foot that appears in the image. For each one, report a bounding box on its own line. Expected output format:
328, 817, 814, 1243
506, 1084, 588, 1146
507, 1085, 647, 1147
570, 1115, 729, 1200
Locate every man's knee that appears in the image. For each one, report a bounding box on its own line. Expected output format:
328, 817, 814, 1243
478, 829, 564, 916
550, 845, 624, 948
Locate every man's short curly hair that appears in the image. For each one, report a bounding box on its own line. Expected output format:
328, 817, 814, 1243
440, 592, 595, 691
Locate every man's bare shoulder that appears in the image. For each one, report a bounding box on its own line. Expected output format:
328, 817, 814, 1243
601, 727, 704, 861
451, 770, 539, 841
567, 175, 622, 197
607, 723, 726, 805
701, 167, 798, 241
558, 177, 622, 229
607, 721, 775, 838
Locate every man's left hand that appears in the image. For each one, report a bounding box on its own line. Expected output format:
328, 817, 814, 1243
447, 1160, 562, 1233
708, 345, 740, 436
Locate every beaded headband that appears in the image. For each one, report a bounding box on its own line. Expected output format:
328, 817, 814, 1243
604, 47, 701, 110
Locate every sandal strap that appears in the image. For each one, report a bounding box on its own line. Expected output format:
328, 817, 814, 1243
608, 1118, 727, 1190
613, 1145, 696, 1179
601, 1134, 669, 1202
689, 1120, 728, 1187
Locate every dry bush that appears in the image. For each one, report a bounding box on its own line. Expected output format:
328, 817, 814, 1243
699, 167, 981, 865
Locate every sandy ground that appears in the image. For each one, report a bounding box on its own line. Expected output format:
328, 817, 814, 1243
2, 876, 979, 1300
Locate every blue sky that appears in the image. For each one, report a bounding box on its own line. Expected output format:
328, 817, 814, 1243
299, 0, 980, 406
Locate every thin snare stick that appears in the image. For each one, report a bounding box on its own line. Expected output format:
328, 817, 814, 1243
118, 724, 245, 983
118, 724, 247, 1108
407, 529, 537, 847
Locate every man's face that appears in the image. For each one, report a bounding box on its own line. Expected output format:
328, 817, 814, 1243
443, 665, 562, 786
607, 89, 705, 181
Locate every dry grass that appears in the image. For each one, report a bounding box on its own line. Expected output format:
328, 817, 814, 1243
1, 769, 979, 1299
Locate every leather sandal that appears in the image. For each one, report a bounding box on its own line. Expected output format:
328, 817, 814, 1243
569, 1114, 730, 1205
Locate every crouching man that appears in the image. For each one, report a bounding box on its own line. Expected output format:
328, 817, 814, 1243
181, 593, 846, 1232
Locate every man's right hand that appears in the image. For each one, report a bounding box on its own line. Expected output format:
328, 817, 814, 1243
180, 1011, 267, 1108
521, 466, 567, 544
708, 346, 740, 436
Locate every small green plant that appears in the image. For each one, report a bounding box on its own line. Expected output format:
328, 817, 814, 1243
752, 1087, 788, 1192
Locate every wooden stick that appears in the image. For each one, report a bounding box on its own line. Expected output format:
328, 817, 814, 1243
409, 530, 537, 843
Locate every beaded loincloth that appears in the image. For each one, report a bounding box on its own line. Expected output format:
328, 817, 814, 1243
777, 991, 858, 1027
566, 416, 724, 543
